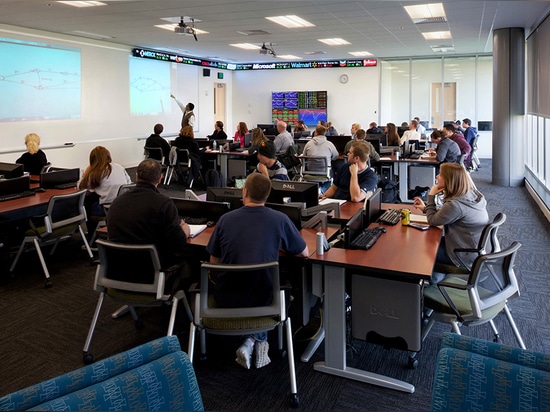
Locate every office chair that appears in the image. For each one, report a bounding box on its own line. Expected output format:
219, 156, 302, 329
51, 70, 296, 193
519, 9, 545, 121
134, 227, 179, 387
188, 261, 299, 408
295, 155, 332, 187
423, 241, 526, 349
457, 153, 467, 169
165, 148, 197, 187
144, 146, 169, 183
9, 189, 94, 288
277, 144, 301, 180
83, 239, 192, 364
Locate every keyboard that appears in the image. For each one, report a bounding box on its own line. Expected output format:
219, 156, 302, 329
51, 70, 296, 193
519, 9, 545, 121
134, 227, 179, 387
378, 208, 402, 225
181, 216, 209, 225
0, 190, 36, 202
53, 182, 78, 189
350, 227, 385, 250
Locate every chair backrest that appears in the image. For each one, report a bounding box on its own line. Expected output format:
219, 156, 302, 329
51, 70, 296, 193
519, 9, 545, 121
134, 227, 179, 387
117, 183, 136, 197
44, 189, 88, 233
144, 146, 164, 163
299, 156, 331, 180
176, 148, 191, 167
477, 212, 506, 254
94, 239, 165, 300
199, 261, 281, 320
467, 241, 522, 318
457, 153, 466, 168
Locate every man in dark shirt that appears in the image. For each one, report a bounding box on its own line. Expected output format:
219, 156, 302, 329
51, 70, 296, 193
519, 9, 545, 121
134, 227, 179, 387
145, 123, 171, 164
107, 159, 190, 290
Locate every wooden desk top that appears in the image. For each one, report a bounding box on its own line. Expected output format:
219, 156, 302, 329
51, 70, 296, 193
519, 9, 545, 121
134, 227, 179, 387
0, 187, 79, 219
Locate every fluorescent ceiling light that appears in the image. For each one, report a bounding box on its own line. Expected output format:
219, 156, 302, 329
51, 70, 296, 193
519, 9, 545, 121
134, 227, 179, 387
229, 43, 261, 50
154, 24, 208, 34
423, 31, 452, 40
277, 55, 301, 60
404, 3, 445, 20
56, 1, 106, 7
265, 15, 314, 28
318, 38, 350, 46
349, 51, 372, 57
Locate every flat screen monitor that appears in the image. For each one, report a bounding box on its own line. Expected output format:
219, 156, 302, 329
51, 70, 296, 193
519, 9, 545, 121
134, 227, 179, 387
257, 123, 277, 136
367, 133, 387, 147
267, 180, 319, 209
40, 167, 80, 189
0, 175, 30, 194
327, 135, 349, 155
365, 138, 381, 156
170, 198, 230, 222
397, 126, 408, 137
0, 162, 24, 180
265, 202, 302, 231
364, 188, 382, 226
244, 133, 252, 147
206, 187, 243, 210
344, 208, 364, 249
478, 121, 492, 131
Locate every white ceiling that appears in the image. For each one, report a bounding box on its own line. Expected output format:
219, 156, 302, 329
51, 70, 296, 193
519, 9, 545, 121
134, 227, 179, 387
1, 0, 549, 63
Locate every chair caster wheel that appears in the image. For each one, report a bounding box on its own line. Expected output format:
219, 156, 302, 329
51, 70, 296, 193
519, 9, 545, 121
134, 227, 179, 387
278, 349, 288, 359
45, 280, 53, 288
135, 320, 144, 329
408, 356, 418, 369
199, 354, 208, 361
290, 394, 300, 408
83, 353, 94, 364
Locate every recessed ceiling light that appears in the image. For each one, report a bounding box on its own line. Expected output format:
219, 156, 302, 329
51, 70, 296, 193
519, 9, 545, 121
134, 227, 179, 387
265, 15, 314, 28
404, 3, 446, 21
318, 38, 350, 46
277, 55, 302, 60
56, 1, 106, 7
154, 24, 208, 34
229, 43, 261, 50
349, 51, 372, 57
423, 31, 452, 40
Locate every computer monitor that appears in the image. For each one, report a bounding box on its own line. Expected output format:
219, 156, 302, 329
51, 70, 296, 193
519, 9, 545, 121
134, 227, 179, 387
397, 126, 408, 137
244, 133, 252, 147
344, 208, 364, 249
257, 123, 276, 136
365, 138, 381, 156
170, 198, 230, 222
478, 121, 493, 131
0, 162, 24, 180
367, 133, 387, 147
39, 168, 80, 189
364, 188, 382, 226
206, 187, 243, 210
267, 180, 319, 209
0, 175, 30, 194
265, 202, 302, 231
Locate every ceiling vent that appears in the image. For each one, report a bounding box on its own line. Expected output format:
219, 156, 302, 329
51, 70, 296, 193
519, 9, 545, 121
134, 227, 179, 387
237, 29, 271, 36
413, 16, 447, 24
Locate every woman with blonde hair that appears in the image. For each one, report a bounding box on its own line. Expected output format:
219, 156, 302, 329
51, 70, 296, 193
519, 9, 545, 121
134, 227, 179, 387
79, 146, 131, 221
16, 133, 48, 174
413, 162, 489, 274
234, 122, 249, 147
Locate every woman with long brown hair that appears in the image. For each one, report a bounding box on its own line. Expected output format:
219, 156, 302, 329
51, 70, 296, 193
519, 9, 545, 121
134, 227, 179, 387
385, 122, 400, 146
234, 122, 249, 148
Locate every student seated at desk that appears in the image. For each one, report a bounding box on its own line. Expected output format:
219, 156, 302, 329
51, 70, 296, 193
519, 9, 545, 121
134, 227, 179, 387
207, 120, 228, 141
206, 173, 308, 369
255, 140, 289, 181
145, 123, 171, 164
321, 141, 378, 203
343, 129, 380, 162
16, 133, 48, 175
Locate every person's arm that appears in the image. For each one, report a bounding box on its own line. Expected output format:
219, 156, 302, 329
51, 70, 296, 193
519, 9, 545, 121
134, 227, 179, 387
256, 162, 269, 177
424, 188, 462, 227
348, 163, 364, 202
322, 183, 337, 199
171, 94, 186, 113
274, 136, 283, 153
435, 143, 446, 162
296, 245, 309, 258
188, 114, 195, 128
209, 255, 220, 263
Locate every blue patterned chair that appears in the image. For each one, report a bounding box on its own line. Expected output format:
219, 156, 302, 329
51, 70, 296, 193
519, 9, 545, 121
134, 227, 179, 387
0, 336, 204, 411
431, 333, 550, 411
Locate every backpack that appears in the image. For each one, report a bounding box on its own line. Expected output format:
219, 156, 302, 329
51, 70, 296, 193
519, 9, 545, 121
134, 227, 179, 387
378, 178, 400, 203
277, 144, 301, 170
205, 169, 222, 188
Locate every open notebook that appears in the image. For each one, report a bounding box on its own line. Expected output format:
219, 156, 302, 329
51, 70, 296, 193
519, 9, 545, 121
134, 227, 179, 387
188, 224, 207, 238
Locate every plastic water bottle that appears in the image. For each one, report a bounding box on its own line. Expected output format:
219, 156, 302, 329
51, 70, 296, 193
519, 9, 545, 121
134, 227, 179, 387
212, 140, 217, 151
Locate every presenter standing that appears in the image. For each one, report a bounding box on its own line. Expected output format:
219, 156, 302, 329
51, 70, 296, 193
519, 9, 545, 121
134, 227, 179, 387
171, 93, 195, 129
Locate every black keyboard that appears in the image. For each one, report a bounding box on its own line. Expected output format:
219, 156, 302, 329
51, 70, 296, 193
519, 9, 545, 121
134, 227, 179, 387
378, 208, 402, 225
181, 216, 208, 225
350, 227, 385, 250
54, 182, 78, 189
0, 190, 36, 202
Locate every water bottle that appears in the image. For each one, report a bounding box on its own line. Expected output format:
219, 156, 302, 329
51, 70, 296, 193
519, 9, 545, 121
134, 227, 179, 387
212, 140, 217, 151
316, 232, 326, 255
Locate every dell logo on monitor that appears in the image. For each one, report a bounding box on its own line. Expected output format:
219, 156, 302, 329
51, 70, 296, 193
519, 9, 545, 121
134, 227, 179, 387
282, 183, 295, 190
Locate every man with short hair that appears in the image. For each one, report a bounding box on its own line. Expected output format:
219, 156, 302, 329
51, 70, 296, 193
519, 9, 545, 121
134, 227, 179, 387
170, 93, 195, 128
443, 123, 471, 166
322, 141, 378, 202
107, 159, 190, 289
366, 122, 383, 135
255, 140, 289, 180
206, 173, 308, 369
273, 121, 293, 154
145, 123, 171, 164
462, 118, 478, 147
399, 119, 421, 146
344, 128, 380, 162
414, 117, 426, 135
428, 129, 461, 164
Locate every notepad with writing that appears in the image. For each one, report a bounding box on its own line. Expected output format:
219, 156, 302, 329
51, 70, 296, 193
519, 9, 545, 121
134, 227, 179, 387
188, 224, 207, 238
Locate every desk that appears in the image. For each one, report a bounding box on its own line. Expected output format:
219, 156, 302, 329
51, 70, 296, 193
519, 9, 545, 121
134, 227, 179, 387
0, 187, 79, 222
203, 149, 253, 185
308, 220, 441, 393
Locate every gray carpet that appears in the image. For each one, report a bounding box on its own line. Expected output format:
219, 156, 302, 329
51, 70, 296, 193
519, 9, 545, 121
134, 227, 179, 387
1, 159, 548, 411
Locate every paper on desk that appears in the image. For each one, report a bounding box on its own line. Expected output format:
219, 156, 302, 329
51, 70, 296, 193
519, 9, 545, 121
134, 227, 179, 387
379, 157, 392, 160
188, 224, 207, 238
410, 214, 428, 223
319, 198, 346, 206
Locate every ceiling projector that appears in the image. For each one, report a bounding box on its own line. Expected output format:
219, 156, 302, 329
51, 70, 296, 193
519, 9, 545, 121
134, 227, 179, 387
174, 25, 194, 35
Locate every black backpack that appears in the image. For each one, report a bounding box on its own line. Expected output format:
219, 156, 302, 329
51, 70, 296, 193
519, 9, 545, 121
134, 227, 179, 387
205, 169, 222, 188
378, 178, 401, 203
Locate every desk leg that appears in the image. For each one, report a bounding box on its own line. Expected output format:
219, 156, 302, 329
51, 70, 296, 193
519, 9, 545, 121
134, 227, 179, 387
313, 264, 415, 393
301, 263, 325, 362
397, 162, 411, 203
217, 154, 229, 186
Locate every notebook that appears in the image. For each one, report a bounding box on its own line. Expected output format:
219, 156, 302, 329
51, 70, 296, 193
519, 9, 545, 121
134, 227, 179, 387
188, 224, 207, 238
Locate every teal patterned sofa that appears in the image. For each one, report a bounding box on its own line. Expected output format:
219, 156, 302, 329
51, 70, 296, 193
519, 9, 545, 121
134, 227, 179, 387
0, 336, 203, 411
432, 333, 550, 411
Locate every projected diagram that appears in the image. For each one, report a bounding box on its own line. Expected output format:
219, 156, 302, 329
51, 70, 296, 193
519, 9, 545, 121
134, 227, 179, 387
0, 39, 81, 122
129, 57, 171, 116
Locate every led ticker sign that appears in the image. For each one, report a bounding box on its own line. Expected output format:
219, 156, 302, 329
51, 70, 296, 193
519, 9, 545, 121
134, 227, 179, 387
132, 48, 377, 71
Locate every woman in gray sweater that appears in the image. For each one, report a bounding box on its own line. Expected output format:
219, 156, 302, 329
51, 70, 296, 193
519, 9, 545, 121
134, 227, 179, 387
413, 162, 489, 269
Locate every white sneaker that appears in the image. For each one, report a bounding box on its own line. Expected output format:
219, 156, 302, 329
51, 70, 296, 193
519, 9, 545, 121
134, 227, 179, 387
235, 338, 254, 369
254, 341, 271, 368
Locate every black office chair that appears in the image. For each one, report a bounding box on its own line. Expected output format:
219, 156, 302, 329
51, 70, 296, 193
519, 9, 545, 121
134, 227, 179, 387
144, 146, 169, 183
188, 261, 299, 407
10, 189, 94, 288
83, 239, 192, 364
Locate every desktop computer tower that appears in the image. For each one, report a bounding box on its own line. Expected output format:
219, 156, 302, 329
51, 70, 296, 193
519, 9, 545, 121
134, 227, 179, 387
227, 158, 247, 182
380, 165, 393, 181
408, 165, 435, 190
351, 275, 423, 352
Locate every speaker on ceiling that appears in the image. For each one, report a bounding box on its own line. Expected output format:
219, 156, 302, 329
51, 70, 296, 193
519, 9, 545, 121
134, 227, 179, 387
203, 68, 211, 77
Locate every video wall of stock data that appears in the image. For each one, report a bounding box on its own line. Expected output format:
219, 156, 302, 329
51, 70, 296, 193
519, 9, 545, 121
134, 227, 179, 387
272, 91, 327, 126
0, 38, 81, 122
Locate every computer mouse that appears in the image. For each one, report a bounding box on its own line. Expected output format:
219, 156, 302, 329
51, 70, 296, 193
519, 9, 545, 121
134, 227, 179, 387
34, 187, 46, 193
206, 220, 215, 227
377, 226, 387, 233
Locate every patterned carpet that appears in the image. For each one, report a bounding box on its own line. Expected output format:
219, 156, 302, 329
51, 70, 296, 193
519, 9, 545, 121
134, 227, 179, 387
0, 159, 548, 411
